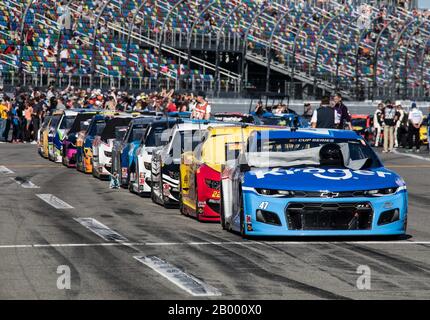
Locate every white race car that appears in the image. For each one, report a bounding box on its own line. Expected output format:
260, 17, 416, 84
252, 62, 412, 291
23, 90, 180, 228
92, 114, 135, 179
129, 118, 178, 196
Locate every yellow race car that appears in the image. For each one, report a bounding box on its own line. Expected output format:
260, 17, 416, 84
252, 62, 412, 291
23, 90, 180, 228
420, 115, 428, 145
179, 125, 271, 222
38, 111, 62, 158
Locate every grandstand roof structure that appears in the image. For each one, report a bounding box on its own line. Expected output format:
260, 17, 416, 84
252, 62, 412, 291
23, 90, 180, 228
0, 0, 429, 100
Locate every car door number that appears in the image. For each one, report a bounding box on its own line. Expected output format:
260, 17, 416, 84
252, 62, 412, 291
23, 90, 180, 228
259, 202, 269, 210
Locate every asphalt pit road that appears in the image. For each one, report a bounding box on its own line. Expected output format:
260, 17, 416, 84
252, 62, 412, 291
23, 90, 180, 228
113, 209, 142, 216
74, 218, 129, 242
12, 176, 39, 189
0, 166, 14, 174
36, 194, 74, 209
134, 255, 222, 297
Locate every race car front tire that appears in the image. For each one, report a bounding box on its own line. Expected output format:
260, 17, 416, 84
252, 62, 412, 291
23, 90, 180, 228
238, 188, 247, 238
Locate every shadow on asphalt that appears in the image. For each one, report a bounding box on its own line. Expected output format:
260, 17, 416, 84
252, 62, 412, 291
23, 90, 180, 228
243, 234, 413, 242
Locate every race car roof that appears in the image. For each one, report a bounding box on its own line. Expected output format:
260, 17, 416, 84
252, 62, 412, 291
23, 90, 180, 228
63, 109, 81, 116
253, 128, 361, 140
172, 121, 229, 132
206, 125, 270, 136
129, 117, 157, 125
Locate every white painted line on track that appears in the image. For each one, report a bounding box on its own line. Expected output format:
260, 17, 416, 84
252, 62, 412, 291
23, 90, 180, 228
10, 177, 39, 188
1, 240, 430, 250
36, 194, 74, 209
0, 166, 14, 174
74, 218, 128, 242
134, 255, 222, 297
392, 149, 430, 162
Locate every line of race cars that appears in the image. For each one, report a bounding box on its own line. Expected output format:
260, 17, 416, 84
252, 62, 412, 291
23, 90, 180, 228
37, 108, 408, 238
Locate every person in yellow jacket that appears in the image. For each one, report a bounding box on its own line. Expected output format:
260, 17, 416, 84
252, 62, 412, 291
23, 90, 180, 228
0, 97, 11, 142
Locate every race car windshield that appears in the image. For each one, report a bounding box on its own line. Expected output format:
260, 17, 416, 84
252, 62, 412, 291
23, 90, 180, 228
42, 116, 51, 129
49, 115, 61, 128
100, 118, 132, 142
260, 117, 295, 127
59, 116, 77, 130
171, 130, 203, 160
88, 120, 106, 136
248, 138, 381, 169
128, 126, 147, 143
145, 125, 172, 147
60, 116, 76, 129
69, 113, 97, 134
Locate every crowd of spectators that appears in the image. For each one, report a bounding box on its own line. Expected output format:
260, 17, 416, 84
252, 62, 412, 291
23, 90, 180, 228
0, 84, 212, 144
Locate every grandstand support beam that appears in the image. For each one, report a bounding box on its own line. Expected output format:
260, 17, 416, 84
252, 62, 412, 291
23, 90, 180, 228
18, 0, 35, 85
156, 0, 188, 90
214, 3, 241, 96
91, 0, 112, 88
312, 11, 344, 98
335, 13, 359, 93
398, 20, 428, 100
55, 0, 74, 88
291, 13, 315, 99
266, 10, 291, 94
125, 0, 151, 89
241, 4, 268, 93
353, 14, 383, 101
417, 34, 430, 100
186, 0, 217, 91
390, 18, 417, 99
371, 18, 398, 101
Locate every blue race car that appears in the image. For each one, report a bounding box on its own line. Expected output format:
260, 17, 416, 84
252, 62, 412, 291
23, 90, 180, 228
220, 128, 408, 237
111, 116, 156, 186
75, 114, 108, 173
258, 113, 309, 128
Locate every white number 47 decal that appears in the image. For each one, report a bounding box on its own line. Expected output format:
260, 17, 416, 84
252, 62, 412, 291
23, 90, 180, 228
259, 202, 269, 210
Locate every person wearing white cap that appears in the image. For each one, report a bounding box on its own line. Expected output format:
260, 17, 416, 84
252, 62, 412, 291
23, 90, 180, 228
407, 102, 423, 153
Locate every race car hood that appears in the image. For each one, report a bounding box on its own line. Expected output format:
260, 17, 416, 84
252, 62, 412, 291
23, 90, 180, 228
243, 166, 404, 192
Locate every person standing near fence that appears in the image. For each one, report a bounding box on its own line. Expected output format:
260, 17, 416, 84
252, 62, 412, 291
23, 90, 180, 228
0, 97, 8, 142
394, 103, 406, 148
381, 100, 400, 153
373, 103, 384, 147
333, 93, 353, 130
311, 96, 335, 129
406, 103, 423, 153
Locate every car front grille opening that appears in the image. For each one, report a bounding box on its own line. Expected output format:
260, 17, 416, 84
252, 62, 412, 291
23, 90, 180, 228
377, 209, 400, 226
286, 202, 373, 230
206, 200, 220, 214
256, 209, 282, 226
